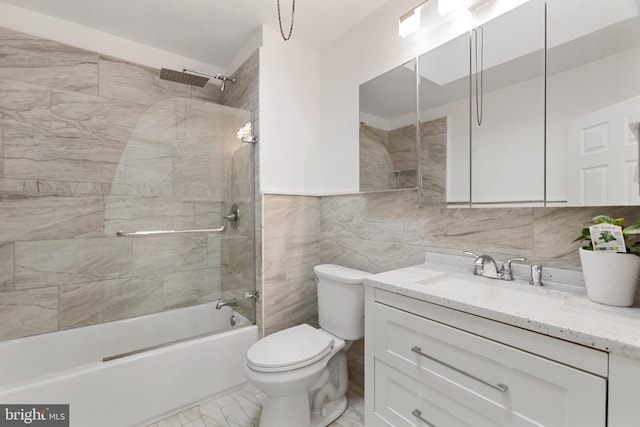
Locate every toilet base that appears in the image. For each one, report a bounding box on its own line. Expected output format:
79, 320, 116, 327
259, 392, 310, 427
310, 395, 347, 427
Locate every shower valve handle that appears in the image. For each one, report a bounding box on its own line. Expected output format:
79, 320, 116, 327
243, 291, 259, 300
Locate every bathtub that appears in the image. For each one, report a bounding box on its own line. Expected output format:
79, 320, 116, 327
0, 302, 258, 427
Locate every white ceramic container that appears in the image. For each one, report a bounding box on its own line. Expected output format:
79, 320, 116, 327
579, 248, 640, 307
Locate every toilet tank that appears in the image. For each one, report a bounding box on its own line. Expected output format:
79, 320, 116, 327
314, 264, 371, 341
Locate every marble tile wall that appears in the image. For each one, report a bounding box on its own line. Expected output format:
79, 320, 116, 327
262, 195, 320, 336
420, 117, 447, 205
0, 26, 251, 341
261, 190, 640, 391
388, 124, 417, 189
359, 123, 418, 192
359, 124, 394, 191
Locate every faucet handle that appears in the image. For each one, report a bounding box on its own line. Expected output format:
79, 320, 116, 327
530, 265, 543, 286
463, 251, 482, 275
501, 256, 526, 280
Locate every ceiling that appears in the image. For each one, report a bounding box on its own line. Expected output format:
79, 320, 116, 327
0, 0, 390, 69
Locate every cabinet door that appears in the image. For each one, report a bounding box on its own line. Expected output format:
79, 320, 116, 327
609, 353, 640, 426
374, 302, 607, 426
470, 0, 545, 205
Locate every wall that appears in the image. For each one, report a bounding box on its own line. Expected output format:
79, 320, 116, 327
262, 195, 321, 336
0, 26, 250, 341
259, 27, 323, 194
262, 191, 640, 391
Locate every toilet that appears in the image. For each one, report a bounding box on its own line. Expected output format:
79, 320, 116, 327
244, 264, 370, 427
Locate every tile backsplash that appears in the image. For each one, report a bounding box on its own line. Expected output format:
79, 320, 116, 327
262, 190, 640, 390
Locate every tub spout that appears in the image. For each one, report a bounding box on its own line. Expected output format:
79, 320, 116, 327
215, 298, 238, 309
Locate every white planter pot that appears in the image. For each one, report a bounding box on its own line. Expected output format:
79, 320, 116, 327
579, 248, 640, 307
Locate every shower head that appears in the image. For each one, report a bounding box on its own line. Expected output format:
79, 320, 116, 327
160, 67, 236, 92
159, 68, 209, 87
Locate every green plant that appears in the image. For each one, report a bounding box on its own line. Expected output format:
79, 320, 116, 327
574, 215, 640, 257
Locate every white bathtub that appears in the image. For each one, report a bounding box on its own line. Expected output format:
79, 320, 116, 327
0, 303, 258, 427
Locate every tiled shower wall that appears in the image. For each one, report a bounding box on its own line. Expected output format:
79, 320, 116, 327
262, 190, 640, 391
359, 123, 417, 192
0, 26, 258, 341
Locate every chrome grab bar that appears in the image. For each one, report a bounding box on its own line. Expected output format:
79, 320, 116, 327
412, 409, 435, 427
116, 226, 225, 237
411, 346, 508, 393
117, 205, 240, 237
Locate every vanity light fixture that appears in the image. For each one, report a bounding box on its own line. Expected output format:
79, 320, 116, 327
398, 2, 425, 38
438, 0, 464, 16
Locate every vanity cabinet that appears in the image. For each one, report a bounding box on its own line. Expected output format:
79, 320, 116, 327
365, 288, 609, 426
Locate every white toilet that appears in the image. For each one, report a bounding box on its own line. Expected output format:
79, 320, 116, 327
244, 264, 370, 427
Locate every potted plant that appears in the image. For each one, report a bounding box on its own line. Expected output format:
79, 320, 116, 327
574, 215, 640, 307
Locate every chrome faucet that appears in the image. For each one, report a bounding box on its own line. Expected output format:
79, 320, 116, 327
215, 298, 238, 309
463, 251, 526, 281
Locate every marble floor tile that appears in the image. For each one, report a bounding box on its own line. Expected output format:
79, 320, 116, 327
145, 384, 364, 427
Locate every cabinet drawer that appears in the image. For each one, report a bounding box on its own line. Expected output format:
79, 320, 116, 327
375, 359, 501, 427
374, 302, 606, 426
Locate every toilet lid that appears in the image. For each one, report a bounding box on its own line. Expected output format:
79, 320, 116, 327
246, 324, 334, 373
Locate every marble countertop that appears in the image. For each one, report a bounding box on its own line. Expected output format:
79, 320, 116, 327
364, 259, 640, 361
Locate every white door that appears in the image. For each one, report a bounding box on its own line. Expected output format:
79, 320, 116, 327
567, 95, 640, 205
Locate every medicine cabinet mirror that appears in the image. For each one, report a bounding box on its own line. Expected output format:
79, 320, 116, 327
360, 0, 640, 207
359, 59, 418, 193
417, 0, 545, 207
546, 0, 640, 206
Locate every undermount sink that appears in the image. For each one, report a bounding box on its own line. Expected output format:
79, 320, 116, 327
414, 270, 569, 312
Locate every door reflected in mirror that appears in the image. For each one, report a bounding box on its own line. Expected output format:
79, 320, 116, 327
359, 59, 418, 193
547, 0, 640, 206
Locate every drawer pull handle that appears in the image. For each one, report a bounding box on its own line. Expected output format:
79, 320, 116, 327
411, 346, 508, 393
412, 409, 436, 426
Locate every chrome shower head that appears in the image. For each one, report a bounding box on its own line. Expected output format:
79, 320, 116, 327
170, 68, 236, 92
159, 68, 209, 87
159, 68, 236, 92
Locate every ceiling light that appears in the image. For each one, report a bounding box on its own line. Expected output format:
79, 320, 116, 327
438, 0, 464, 16
399, 3, 424, 38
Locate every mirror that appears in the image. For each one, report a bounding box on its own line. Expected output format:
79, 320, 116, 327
470, 0, 545, 206
361, 0, 640, 207
547, 0, 640, 206
359, 59, 418, 192
417, 0, 545, 207
418, 33, 471, 206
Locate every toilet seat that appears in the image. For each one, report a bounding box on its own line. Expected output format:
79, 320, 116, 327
247, 324, 335, 373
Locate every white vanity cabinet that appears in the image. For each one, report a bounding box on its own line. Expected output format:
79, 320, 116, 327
365, 288, 609, 427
